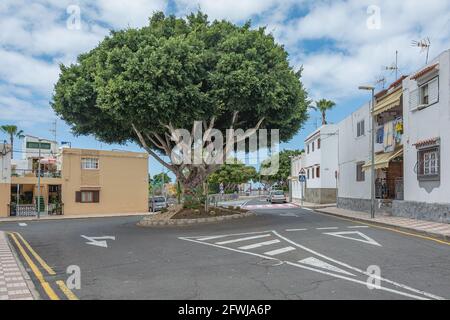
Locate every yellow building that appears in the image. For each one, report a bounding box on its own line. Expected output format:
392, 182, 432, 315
2, 147, 149, 217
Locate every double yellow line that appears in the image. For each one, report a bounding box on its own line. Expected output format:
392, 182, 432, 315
8, 232, 79, 300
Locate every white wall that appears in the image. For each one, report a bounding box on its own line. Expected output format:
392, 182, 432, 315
337, 103, 372, 200
0, 143, 11, 184
22, 135, 58, 160
291, 154, 305, 199
403, 49, 450, 204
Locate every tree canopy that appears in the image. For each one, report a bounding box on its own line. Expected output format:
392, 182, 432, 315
208, 161, 257, 192
51, 11, 309, 191
260, 149, 303, 188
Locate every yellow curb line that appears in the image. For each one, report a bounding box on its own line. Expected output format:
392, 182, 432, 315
8, 232, 60, 300
56, 280, 79, 300
314, 211, 450, 246
13, 232, 56, 275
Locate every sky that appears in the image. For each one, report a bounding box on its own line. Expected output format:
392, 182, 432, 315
1, 0, 450, 178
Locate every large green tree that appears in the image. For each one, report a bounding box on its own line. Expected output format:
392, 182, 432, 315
259, 149, 303, 188
0, 125, 24, 159
208, 161, 257, 192
51, 12, 308, 194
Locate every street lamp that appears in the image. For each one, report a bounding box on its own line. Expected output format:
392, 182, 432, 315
37, 139, 42, 219
358, 85, 375, 219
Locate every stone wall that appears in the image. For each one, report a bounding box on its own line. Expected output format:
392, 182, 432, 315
305, 188, 336, 204
392, 200, 450, 224
338, 197, 450, 223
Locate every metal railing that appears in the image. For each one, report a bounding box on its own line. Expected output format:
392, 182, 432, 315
11, 169, 62, 178
8, 203, 64, 216
375, 178, 403, 200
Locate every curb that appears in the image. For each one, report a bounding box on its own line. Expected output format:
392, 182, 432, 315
137, 211, 256, 227
314, 209, 450, 242
5, 233, 41, 300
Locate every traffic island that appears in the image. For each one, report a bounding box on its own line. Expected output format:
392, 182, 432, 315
137, 205, 255, 227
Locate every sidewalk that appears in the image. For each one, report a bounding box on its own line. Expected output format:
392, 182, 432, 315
0, 212, 149, 223
0, 231, 35, 300
292, 200, 336, 209
315, 206, 450, 242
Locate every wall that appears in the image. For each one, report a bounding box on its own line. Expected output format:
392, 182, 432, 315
291, 154, 305, 201
61, 148, 149, 215
337, 102, 372, 206
319, 125, 339, 189
0, 143, 11, 217
403, 49, 450, 204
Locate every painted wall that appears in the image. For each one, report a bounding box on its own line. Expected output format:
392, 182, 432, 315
61, 148, 149, 215
22, 135, 58, 160
0, 143, 11, 217
337, 102, 372, 200
403, 49, 450, 204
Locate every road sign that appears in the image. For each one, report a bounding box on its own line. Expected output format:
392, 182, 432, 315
299, 174, 306, 182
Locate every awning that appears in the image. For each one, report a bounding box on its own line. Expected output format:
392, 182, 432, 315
39, 157, 57, 164
373, 88, 402, 116
362, 147, 403, 171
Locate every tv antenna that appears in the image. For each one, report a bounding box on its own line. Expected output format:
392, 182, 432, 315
49, 119, 57, 143
382, 50, 399, 80
374, 74, 386, 89
411, 38, 431, 64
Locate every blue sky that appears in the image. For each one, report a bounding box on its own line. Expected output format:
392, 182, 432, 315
1, 0, 450, 178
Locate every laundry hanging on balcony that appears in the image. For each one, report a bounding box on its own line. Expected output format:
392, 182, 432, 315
383, 120, 395, 152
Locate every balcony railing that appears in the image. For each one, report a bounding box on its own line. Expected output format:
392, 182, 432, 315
11, 169, 62, 178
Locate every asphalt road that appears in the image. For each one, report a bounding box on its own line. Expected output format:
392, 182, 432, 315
1, 198, 449, 300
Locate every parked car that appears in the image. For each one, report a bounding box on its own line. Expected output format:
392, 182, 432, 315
149, 196, 168, 212
268, 190, 286, 203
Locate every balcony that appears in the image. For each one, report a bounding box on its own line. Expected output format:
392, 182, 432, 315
11, 169, 61, 178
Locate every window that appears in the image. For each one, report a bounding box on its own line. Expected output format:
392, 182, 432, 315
312, 167, 315, 179
356, 162, 365, 181
419, 77, 439, 107
312, 141, 315, 152
307, 169, 310, 179
417, 146, 440, 181
307, 144, 309, 154
316, 166, 320, 178
81, 158, 99, 170
76, 191, 100, 203
357, 120, 365, 137
317, 138, 321, 149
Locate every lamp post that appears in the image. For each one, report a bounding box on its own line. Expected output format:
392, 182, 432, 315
37, 139, 42, 219
358, 85, 376, 219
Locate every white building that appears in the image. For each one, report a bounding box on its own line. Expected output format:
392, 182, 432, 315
336, 102, 372, 211
291, 124, 339, 204
22, 135, 58, 160
400, 49, 450, 222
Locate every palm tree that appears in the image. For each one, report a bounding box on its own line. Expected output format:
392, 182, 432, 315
0, 125, 24, 159
309, 99, 336, 125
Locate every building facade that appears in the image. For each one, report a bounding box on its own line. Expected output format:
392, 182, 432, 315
399, 49, 450, 222
291, 125, 338, 204
2, 143, 149, 217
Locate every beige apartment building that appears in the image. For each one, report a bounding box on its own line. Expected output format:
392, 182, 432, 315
1, 145, 149, 217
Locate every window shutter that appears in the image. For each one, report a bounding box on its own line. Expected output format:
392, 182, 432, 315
428, 78, 439, 104
75, 191, 81, 202
93, 191, 100, 203
409, 88, 419, 109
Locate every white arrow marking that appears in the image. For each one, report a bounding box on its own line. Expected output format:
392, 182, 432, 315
323, 231, 381, 247
298, 257, 355, 276
81, 235, 116, 248
18, 223, 27, 227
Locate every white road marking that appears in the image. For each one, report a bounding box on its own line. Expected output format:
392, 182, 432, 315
285, 228, 308, 232
264, 246, 296, 256
323, 231, 381, 247
238, 239, 280, 250
298, 257, 355, 276
316, 227, 339, 230
197, 235, 230, 241
302, 207, 313, 211
215, 234, 271, 245
81, 235, 116, 248
347, 226, 369, 229
179, 231, 445, 300
279, 212, 298, 217
18, 223, 27, 227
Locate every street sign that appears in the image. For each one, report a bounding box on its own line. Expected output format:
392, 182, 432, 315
299, 174, 306, 182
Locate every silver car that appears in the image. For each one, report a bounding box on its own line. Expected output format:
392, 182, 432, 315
269, 190, 286, 203
149, 196, 168, 212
